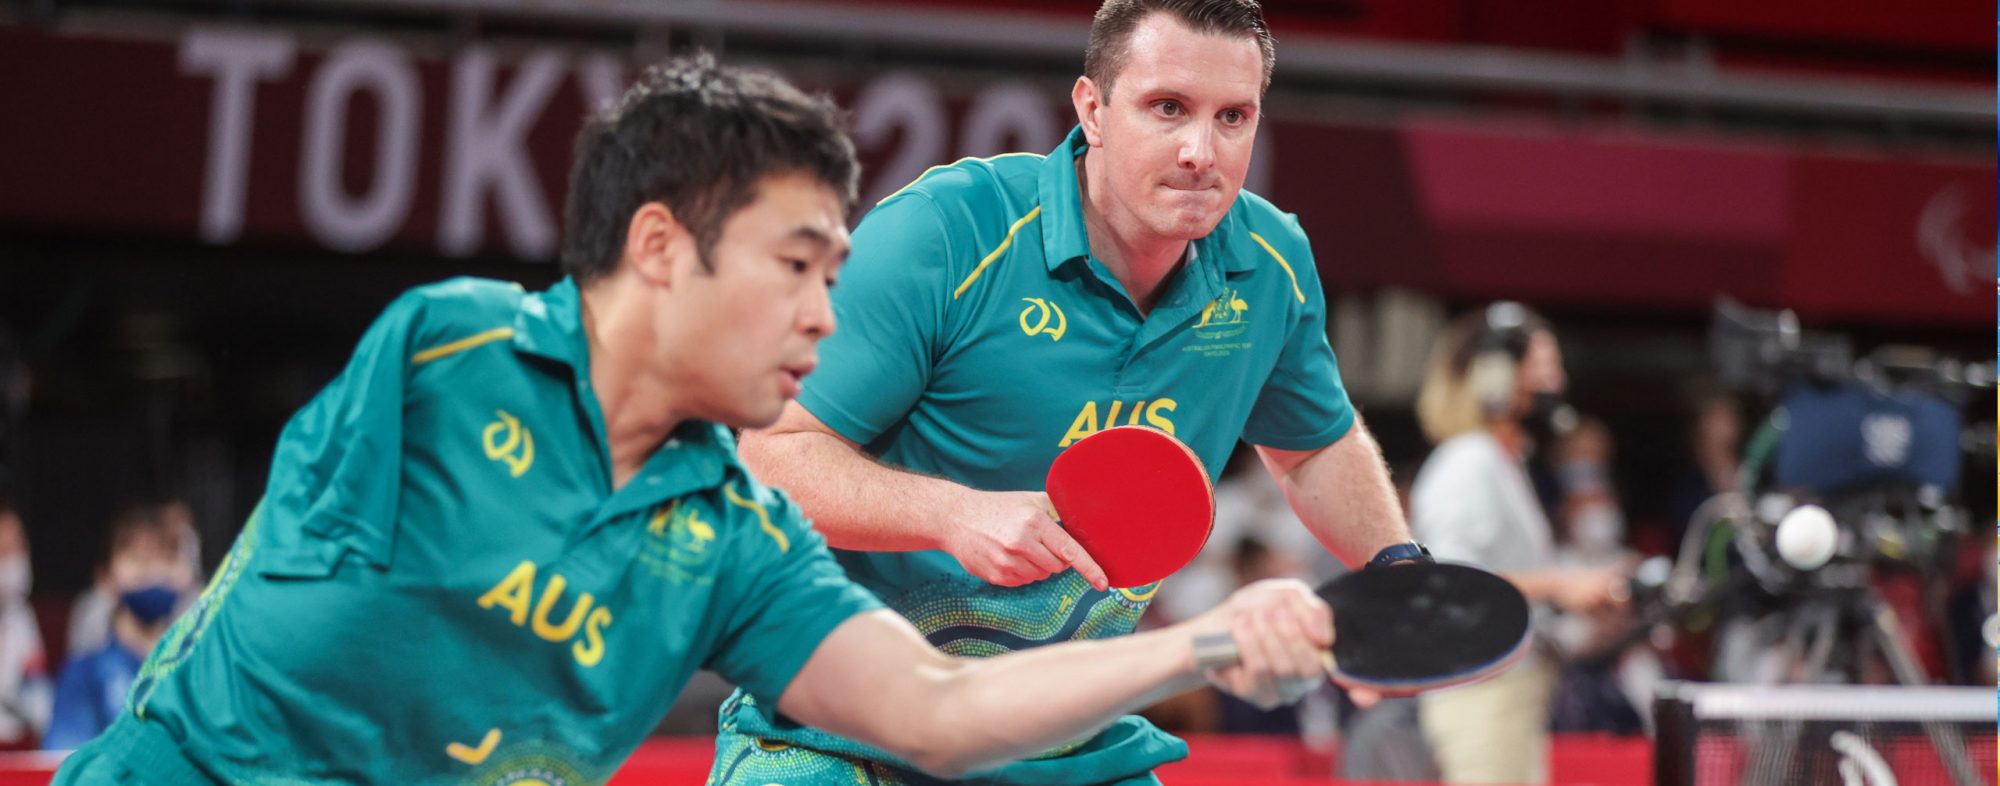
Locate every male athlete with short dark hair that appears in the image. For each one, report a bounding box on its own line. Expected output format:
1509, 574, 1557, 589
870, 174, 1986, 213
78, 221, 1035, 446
719, 1, 1424, 784
52, 53, 1334, 786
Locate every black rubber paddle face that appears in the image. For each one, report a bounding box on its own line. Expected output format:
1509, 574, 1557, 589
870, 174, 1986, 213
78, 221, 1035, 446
1318, 563, 1531, 691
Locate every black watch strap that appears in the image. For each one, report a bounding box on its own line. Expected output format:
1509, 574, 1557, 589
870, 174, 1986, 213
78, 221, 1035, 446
1367, 541, 1433, 568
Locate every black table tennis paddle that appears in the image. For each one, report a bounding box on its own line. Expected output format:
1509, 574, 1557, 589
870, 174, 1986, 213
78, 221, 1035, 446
1192, 562, 1531, 696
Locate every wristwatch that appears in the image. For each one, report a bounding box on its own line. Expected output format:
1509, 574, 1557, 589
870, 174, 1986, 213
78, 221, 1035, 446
1367, 541, 1433, 569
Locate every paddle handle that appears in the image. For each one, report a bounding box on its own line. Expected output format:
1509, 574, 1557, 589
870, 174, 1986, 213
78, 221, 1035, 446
1190, 631, 1242, 671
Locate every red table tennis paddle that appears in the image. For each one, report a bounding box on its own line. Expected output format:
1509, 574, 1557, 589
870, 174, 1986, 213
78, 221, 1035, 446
1192, 562, 1531, 696
1045, 426, 1215, 588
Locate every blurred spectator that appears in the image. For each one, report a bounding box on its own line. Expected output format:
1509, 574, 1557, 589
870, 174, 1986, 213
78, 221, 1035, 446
67, 500, 200, 658
1544, 417, 1656, 735
0, 499, 51, 749
1549, 417, 1624, 563
1664, 393, 1742, 550
1408, 303, 1630, 785
45, 502, 198, 750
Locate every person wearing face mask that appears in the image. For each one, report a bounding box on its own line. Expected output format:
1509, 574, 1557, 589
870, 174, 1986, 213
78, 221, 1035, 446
45, 504, 195, 750
66, 501, 201, 660
0, 499, 51, 750
1406, 303, 1633, 785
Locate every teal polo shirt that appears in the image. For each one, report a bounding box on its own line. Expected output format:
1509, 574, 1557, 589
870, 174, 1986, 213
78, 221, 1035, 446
716, 126, 1353, 785
53, 277, 881, 786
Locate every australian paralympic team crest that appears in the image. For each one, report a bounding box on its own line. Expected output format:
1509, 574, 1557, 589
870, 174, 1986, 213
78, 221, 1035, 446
1184, 287, 1252, 357
471, 745, 593, 786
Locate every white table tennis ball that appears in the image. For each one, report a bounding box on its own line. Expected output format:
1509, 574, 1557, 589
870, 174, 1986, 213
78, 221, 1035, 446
1775, 504, 1838, 570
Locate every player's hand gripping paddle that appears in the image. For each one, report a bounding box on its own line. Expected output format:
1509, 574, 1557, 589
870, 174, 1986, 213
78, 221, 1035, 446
1192, 562, 1531, 696
1045, 426, 1215, 588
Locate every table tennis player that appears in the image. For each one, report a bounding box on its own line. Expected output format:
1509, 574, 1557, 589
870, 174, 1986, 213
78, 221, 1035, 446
722, 2, 1427, 783
48, 53, 1339, 786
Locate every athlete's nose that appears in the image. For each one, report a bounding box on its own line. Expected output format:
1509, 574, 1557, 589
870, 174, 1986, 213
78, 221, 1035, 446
801, 278, 836, 339
1178, 122, 1216, 173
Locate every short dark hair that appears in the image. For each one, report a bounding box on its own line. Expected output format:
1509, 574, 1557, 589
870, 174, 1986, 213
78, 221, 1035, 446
559, 53, 859, 283
1084, 0, 1276, 99
106, 501, 191, 562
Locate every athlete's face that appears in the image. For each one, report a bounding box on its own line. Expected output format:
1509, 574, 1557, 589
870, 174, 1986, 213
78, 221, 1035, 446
673, 172, 847, 429
1074, 13, 1262, 243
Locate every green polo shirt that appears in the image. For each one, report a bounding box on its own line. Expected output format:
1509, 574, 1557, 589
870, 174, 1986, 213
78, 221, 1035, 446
716, 126, 1353, 785
52, 277, 881, 786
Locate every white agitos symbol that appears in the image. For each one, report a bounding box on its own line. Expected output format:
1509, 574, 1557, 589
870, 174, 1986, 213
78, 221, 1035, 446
1916, 184, 1996, 295
1860, 413, 1911, 468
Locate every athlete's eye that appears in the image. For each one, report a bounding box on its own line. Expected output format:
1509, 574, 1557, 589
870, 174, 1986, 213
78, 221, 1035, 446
787, 259, 810, 274
1220, 108, 1247, 126
1154, 100, 1183, 118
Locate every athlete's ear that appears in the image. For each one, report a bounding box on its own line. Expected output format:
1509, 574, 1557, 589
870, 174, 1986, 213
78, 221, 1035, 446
1072, 76, 1105, 148
622, 201, 697, 289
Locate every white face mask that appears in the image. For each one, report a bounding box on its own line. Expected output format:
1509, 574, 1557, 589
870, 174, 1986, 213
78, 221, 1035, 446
1570, 503, 1624, 555
0, 553, 30, 604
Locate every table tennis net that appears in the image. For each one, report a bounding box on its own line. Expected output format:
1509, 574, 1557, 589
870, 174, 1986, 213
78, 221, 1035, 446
1653, 681, 1996, 786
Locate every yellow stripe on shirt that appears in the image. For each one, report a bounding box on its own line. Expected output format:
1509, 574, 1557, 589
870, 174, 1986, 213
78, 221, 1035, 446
723, 483, 790, 554
953, 206, 1043, 300
1247, 232, 1307, 304
412, 327, 516, 365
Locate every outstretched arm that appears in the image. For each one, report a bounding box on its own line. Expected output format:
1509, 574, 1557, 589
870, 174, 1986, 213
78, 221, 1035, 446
775, 579, 1331, 778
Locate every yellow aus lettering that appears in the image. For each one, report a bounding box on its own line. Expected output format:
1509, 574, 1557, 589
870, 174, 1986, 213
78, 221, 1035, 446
476, 560, 537, 626
478, 560, 614, 669
482, 410, 535, 477
530, 574, 593, 642
1060, 402, 1099, 447
572, 607, 613, 668
1058, 397, 1179, 446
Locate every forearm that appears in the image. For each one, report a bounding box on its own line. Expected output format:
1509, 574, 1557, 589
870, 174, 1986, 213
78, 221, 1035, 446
782, 587, 1330, 778
1258, 418, 1413, 567
739, 427, 971, 552
913, 627, 1206, 776
1499, 568, 1566, 604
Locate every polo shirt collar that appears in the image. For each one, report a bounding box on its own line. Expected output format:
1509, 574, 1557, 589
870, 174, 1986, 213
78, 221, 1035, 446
511, 276, 742, 505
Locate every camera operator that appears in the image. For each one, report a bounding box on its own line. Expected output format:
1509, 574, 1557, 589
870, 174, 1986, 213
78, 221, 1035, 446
1407, 302, 1632, 785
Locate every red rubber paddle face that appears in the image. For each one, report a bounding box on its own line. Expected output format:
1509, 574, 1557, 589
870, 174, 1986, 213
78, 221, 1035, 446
1045, 426, 1215, 588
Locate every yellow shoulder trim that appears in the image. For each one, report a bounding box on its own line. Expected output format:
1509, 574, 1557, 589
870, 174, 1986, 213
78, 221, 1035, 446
412, 327, 516, 365
1248, 231, 1307, 304
722, 482, 790, 553
953, 206, 1043, 300
1118, 581, 1164, 602
876, 152, 1045, 206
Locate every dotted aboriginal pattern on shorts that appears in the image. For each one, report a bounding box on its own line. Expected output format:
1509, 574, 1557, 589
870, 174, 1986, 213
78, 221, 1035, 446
896, 573, 1157, 656
709, 731, 911, 786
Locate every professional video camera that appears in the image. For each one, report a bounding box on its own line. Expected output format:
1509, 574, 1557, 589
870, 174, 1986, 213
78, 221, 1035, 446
1709, 296, 1991, 572
1593, 298, 1994, 686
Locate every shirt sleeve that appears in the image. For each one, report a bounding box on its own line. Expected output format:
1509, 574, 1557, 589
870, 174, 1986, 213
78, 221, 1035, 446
259, 292, 425, 576
1409, 447, 1503, 565
702, 479, 884, 704
1240, 224, 1355, 451
795, 193, 956, 445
